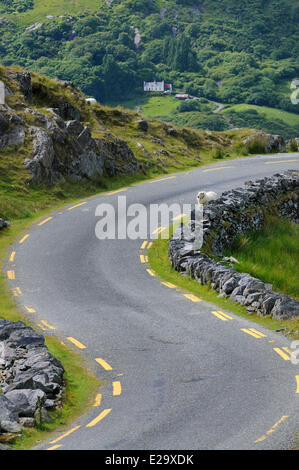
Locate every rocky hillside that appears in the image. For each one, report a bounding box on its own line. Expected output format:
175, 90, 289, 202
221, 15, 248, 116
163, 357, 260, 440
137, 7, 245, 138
0, 65, 254, 221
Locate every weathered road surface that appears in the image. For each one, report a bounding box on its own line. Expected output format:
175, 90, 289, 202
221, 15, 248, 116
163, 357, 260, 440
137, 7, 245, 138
6, 153, 299, 450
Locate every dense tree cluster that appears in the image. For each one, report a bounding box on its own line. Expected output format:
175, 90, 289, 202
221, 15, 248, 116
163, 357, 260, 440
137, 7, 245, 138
0, 0, 298, 112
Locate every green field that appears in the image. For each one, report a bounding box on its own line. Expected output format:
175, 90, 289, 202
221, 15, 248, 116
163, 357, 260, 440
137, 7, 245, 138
223, 104, 299, 127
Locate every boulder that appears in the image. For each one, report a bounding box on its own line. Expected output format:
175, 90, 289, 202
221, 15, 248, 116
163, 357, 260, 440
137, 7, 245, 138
135, 119, 149, 132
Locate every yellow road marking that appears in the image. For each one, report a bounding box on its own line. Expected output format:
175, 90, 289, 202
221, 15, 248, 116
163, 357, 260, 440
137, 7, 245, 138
66, 337, 86, 350
117, 373, 123, 377
255, 415, 289, 443
95, 358, 113, 370
19, 234, 30, 244
7, 270, 15, 280
241, 328, 266, 339
38, 217, 53, 226
211, 311, 232, 321
13, 287, 22, 297
172, 213, 187, 221
161, 281, 177, 289
47, 445, 62, 451
49, 425, 81, 444
38, 323, 47, 331
273, 348, 291, 361
24, 305, 36, 313
183, 293, 202, 302
41, 320, 56, 330
152, 226, 166, 235
9, 251, 16, 262
296, 376, 299, 394
146, 269, 156, 277
147, 242, 153, 249
144, 256, 148, 262
265, 159, 298, 165
140, 255, 146, 263
104, 188, 128, 196
203, 166, 234, 173
112, 381, 122, 396
282, 347, 293, 355
86, 409, 112, 428
93, 394, 102, 407
68, 202, 87, 211
141, 241, 148, 250
149, 176, 176, 184
269, 340, 275, 343
249, 328, 267, 338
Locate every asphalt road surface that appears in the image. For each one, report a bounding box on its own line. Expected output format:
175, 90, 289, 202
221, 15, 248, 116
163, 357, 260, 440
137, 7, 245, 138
6, 153, 299, 450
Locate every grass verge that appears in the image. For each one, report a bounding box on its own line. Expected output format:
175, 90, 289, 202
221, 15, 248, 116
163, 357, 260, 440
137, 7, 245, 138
148, 234, 299, 340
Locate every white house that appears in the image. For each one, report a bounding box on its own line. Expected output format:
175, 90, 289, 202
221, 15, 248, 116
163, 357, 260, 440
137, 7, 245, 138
144, 81, 172, 92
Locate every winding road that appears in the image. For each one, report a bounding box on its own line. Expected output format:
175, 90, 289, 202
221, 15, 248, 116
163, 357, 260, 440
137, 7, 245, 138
6, 153, 299, 450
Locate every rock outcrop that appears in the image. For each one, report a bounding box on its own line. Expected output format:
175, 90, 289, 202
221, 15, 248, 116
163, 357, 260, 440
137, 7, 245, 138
169, 171, 299, 320
0, 218, 10, 231
0, 320, 64, 435
243, 132, 286, 153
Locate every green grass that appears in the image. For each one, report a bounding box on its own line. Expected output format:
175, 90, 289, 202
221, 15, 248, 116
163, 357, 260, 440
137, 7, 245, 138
223, 103, 299, 127
0, 0, 106, 27
226, 215, 299, 300
148, 233, 299, 340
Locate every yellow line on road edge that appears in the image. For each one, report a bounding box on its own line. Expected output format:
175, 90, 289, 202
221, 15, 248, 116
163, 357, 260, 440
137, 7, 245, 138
66, 337, 86, 350
19, 234, 30, 244
93, 394, 102, 407
265, 159, 298, 164
68, 202, 87, 211
211, 311, 229, 321
13, 287, 22, 297
140, 254, 146, 263
141, 241, 148, 250
148, 176, 176, 184
49, 425, 81, 445
146, 269, 156, 277
47, 445, 62, 451
86, 409, 112, 428
112, 381, 122, 396
95, 358, 113, 370
9, 251, 16, 262
161, 281, 177, 289
296, 376, 299, 394
38, 217, 53, 226
104, 188, 128, 195
24, 305, 36, 313
41, 320, 56, 330
203, 166, 234, 173
255, 415, 289, 443
241, 328, 265, 339
183, 293, 202, 302
7, 270, 15, 280
273, 347, 291, 361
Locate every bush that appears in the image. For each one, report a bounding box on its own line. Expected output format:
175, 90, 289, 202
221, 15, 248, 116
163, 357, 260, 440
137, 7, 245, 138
244, 135, 266, 154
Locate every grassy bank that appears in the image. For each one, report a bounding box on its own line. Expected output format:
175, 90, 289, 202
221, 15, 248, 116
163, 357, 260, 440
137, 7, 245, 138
148, 234, 299, 340
225, 215, 299, 300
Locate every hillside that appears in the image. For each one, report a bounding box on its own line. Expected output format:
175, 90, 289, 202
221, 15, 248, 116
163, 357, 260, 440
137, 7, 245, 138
0, 0, 299, 131
0, 65, 253, 222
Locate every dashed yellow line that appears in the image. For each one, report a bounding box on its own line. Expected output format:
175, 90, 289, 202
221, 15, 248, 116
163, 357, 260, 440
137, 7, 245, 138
255, 415, 289, 443
49, 425, 81, 445
112, 381, 122, 396
7, 270, 15, 280
241, 328, 267, 339
152, 226, 166, 235
148, 176, 176, 184
183, 293, 202, 303
95, 358, 113, 370
38, 217, 53, 226
296, 376, 299, 394
86, 409, 112, 428
172, 213, 187, 222
161, 281, 177, 289
265, 159, 298, 165
93, 394, 102, 407
24, 305, 36, 313
13, 287, 22, 297
47, 445, 62, 451
141, 241, 148, 250
19, 234, 30, 244
38, 323, 48, 331
203, 166, 234, 173
211, 310, 233, 321
66, 337, 86, 350
9, 251, 16, 263
41, 320, 56, 330
104, 188, 128, 196
146, 269, 156, 277
140, 254, 146, 263
273, 347, 291, 361
68, 202, 87, 211
147, 242, 153, 250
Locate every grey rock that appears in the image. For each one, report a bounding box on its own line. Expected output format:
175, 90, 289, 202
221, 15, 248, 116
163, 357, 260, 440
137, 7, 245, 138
4, 389, 45, 417
135, 119, 149, 132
